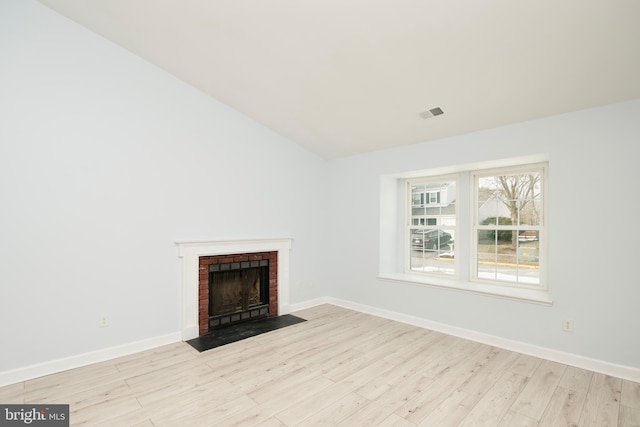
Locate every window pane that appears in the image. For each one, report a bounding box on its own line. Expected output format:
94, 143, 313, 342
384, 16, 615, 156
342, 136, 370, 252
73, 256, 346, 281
476, 231, 540, 285
516, 239, 540, 285
477, 172, 541, 227
477, 231, 498, 280
474, 166, 543, 287
410, 228, 455, 275
519, 198, 542, 226
409, 178, 456, 277
478, 177, 500, 225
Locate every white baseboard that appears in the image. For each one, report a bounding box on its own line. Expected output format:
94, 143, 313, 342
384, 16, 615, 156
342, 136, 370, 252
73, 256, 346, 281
292, 297, 640, 383
278, 303, 292, 316
181, 326, 199, 341
290, 297, 331, 313
0, 332, 182, 387
5, 297, 639, 387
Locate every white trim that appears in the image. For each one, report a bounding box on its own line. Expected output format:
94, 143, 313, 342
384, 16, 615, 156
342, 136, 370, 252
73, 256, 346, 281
0, 332, 181, 387
4, 296, 638, 387
385, 153, 550, 180
290, 297, 331, 313
385, 158, 550, 303
291, 298, 640, 383
470, 162, 548, 290
176, 238, 293, 341
405, 174, 459, 278
377, 273, 553, 305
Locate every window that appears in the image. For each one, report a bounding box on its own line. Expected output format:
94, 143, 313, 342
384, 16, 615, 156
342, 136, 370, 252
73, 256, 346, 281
473, 165, 544, 287
407, 177, 457, 276
386, 158, 549, 303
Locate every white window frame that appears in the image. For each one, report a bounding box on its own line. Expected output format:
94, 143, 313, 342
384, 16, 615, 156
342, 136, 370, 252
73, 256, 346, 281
470, 163, 547, 291
405, 175, 458, 278
378, 155, 551, 305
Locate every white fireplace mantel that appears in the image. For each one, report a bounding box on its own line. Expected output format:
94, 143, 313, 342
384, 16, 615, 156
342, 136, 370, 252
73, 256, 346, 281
177, 238, 292, 340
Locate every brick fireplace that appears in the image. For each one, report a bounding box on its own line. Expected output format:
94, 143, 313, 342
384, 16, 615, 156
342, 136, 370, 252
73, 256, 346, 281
177, 239, 292, 341
198, 251, 278, 335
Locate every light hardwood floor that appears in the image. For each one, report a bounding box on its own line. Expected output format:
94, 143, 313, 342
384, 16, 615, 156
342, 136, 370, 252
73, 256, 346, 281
1, 304, 639, 426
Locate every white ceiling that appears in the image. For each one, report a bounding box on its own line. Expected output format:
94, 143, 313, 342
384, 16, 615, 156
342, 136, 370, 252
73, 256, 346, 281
37, 0, 640, 159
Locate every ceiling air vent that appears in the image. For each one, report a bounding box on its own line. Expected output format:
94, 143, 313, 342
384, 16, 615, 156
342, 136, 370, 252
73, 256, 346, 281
419, 107, 444, 120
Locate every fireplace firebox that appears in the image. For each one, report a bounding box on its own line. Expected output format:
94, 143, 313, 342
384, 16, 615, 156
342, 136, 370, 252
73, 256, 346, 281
198, 251, 278, 335
208, 260, 269, 329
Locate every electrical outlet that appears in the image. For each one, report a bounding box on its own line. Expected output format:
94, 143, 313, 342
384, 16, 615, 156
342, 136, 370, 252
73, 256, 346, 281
100, 315, 109, 328
562, 319, 574, 332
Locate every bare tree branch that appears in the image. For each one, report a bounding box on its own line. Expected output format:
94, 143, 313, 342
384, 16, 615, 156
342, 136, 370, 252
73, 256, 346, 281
494, 173, 540, 246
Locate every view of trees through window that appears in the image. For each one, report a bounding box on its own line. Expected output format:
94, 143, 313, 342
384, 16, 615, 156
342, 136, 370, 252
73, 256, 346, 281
475, 167, 543, 286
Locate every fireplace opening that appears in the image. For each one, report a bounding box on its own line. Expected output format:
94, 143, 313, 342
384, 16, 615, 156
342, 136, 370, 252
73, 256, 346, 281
208, 260, 269, 330
198, 251, 278, 336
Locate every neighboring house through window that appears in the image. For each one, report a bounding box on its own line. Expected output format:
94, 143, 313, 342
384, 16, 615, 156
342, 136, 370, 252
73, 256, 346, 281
407, 178, 457, 276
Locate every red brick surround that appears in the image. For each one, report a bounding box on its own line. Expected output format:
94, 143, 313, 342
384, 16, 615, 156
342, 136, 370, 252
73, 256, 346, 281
198, 251, 278, 336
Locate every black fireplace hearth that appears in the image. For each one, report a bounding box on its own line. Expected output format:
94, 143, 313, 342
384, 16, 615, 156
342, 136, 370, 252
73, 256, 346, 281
187, 314, 306, 352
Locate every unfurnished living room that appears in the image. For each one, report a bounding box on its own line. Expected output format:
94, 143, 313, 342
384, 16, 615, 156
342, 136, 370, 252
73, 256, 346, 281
1, 1, 639, 426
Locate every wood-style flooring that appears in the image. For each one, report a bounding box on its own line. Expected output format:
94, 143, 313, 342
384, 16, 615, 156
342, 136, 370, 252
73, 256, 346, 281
1, 304, 639, 426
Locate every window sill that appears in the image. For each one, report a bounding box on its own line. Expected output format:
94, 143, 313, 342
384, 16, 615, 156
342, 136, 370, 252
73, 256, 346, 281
377, 273, 553, 306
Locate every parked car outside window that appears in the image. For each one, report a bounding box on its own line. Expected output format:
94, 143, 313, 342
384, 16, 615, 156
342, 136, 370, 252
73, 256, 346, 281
411, 229, 452, 250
